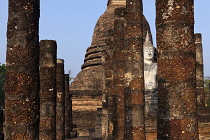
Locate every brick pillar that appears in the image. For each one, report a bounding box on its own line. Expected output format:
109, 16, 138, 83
156, 0, 199, 139
102, 33, 115, 139
100, 7, 116, 138
65, 74, 70, 138
124, 0, 145, 139
102, 7, 126, 139
39, 40, 57, 139
5, 1, 40, 139
56, 59, 65, 140
195, 33, 205, 107
112, 7, 126, 140
69, 89, 73, 133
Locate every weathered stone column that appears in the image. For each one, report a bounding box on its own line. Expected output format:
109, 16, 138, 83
156, 0, 198, 139
39, 40, 57, 140
5, 1, 40, 139
64, 74, 70, 138
101, 30, 115, 139
69, 90, 73, 133
56, 59, 65, 140
112, 7, 126, 140
102, 6, 126, 139
124, 0, 145, 139
195, 33, 205, 107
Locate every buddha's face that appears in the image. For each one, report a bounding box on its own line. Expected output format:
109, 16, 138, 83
144, 47, 154, 61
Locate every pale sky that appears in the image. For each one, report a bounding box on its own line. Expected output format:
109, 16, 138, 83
0, 1, 209, 78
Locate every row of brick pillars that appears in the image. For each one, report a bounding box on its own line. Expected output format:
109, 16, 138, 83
4, 0, 205, 139
102, 0, 201, 139
5, 1, 72, 139
39, 41, 72, 140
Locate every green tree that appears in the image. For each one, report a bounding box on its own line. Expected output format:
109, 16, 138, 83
204, 76, 210, 106
0, 63, 6, 107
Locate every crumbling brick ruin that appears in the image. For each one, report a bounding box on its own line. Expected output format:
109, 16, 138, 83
2, 0, 210, 139
70, 0, 154, 138
70, 0, 210, 139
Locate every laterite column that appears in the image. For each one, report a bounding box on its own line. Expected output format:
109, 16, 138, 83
5, 0, 40, 139
39, 40, 57, 139
56, 59, 65, 140
102, 7, 126, 139
69, 88, 73, 133
112, 7, 126, 140
156, 0, 198, 139
65, 74, 70, 138
124, 0, 145, 139
195, 33, 205, 107
101, 28, 115, 140
100, 5, 120, 138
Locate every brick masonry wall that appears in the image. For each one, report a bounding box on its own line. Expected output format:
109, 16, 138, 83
70, 90, 102, 137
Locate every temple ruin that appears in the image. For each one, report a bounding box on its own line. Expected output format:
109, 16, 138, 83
70, 0, 155, 138
70, 0, 210, 139
1, 0, 210, 140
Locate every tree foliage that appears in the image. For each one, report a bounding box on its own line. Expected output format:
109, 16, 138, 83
204, 76, 210, 92
68, 70, 74, 83
0, 63, 6, 107
204, 76, 210, 106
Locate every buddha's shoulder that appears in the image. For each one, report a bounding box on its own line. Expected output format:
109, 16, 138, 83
151, 63, 157, 70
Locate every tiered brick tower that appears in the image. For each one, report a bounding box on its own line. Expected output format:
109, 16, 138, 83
70, 0, 153, 137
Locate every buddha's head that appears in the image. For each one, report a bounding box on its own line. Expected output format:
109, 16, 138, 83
143, 31, 154, 62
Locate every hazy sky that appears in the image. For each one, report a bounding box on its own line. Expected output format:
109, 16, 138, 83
0, 1, 209, 78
